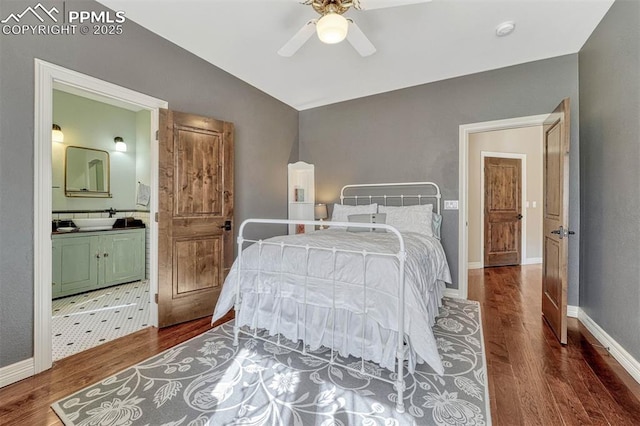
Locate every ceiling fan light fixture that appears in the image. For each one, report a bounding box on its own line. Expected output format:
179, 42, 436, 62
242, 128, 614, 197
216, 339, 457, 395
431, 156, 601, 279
317, 12, 349, 44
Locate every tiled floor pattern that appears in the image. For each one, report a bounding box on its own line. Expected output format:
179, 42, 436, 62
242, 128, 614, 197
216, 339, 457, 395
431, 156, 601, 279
52, 281, 151, 361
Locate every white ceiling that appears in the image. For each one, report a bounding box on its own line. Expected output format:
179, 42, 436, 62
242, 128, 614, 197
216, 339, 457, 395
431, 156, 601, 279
97, 0, 613, 111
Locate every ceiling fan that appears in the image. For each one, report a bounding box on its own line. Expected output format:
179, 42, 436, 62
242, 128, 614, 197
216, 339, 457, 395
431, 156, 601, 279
278, 0, 431, 57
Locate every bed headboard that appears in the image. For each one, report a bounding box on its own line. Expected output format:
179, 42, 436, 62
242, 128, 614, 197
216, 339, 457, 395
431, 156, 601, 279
340, 182, 442, 215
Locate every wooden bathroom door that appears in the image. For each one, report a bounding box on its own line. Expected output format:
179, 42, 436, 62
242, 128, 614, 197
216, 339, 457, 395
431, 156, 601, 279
157, 109, 234, 328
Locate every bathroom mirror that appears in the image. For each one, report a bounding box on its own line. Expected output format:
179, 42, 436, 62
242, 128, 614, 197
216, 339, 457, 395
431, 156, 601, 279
65, 146, 111, 198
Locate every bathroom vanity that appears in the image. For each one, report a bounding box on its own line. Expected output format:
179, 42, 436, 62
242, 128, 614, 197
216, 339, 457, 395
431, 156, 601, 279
52, 228, 145, 298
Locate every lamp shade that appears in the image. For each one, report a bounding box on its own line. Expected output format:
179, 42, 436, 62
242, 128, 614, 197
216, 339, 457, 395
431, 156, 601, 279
52, 124, 64, 143
316, 12, 348, 44
314, 203, 328, 220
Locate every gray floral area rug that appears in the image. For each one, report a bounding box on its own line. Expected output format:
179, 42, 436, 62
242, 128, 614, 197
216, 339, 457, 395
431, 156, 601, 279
52, 297, 490, 426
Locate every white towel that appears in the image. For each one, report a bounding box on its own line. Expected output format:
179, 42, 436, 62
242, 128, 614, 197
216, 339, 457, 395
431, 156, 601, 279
136, 182, 150, 206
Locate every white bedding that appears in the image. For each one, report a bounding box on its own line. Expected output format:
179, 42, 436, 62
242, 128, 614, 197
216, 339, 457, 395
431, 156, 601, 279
212, 228, 452, 375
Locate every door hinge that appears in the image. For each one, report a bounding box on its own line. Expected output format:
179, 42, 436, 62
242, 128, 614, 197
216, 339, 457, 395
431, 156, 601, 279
154, 293, 158, 304
155, 130, 159, 140
155, 212, 159, 223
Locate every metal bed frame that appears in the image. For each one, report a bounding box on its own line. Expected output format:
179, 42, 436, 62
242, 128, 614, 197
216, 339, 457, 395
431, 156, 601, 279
232, 182, 441, 413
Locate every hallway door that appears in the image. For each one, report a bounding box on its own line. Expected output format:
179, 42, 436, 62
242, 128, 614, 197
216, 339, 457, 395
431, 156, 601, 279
484, 157, 523, 267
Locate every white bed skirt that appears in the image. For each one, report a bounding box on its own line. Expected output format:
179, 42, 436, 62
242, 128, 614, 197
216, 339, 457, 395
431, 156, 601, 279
234, 280, 446, 373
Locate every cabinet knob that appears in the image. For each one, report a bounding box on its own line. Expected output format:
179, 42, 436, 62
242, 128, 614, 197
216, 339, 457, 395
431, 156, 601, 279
103, 253, 109, 257
96, 253, 101, 258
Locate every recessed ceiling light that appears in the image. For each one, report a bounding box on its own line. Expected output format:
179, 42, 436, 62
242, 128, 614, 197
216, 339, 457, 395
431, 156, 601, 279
495, 21, 516, 37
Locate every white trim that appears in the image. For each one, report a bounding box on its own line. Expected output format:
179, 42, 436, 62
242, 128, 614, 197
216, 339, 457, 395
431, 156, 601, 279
0, 358, 34, 388
467, 262, 483, 270
33, 59, 167, 378
479, 151, 527, 268
579, 308, 640, 385
444, 288, 461, 299
567, 305, 579, 318
523, 257, 543, 265
459, 114, 549, 299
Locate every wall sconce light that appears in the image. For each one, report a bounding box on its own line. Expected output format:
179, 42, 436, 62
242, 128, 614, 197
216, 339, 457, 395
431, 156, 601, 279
52, 124, 64, 143
114, 136, 127, 152
315, 203, 328, 229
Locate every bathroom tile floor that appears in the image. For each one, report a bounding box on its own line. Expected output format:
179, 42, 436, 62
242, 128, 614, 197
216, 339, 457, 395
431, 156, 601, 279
52, 281, 151, 361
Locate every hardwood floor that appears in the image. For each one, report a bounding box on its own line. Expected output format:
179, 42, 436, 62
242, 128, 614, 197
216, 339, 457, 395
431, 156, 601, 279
1, 266, 639, 425
470, 265, 640, 425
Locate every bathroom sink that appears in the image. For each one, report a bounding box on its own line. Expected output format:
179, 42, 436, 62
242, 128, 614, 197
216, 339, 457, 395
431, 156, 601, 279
72, 218, 117, 231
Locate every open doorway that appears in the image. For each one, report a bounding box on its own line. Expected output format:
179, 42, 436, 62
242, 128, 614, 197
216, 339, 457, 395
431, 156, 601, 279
34, 60, 168, 373
51, 86, 153, 360
457, 114, 548, 299
467, 127, 544, 270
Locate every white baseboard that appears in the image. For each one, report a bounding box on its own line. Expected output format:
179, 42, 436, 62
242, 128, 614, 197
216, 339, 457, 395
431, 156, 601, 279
0, 358, 34, 388
467, 262, 483, 270
444, 288, 461, 299
567, 305, 579, 318
579, 309, 640, 385
522, 257, 542, 265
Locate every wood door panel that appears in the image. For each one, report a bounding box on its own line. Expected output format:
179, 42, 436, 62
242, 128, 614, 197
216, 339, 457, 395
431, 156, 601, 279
543, 237, 560, 308
545, 124, 562, 219
158, 109, 234, 328
175, 127, 222, 216
488, 222, 518, 252
484, 157, 522, 267
174, 237, 221, 295
487, 164, 518, 211
541, 98, 570, 345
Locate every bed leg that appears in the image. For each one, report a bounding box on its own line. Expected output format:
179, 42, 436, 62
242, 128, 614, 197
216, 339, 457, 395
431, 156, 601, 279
395, 348, 405, 413
233, 308, 240, 346
395, 378, 405, 413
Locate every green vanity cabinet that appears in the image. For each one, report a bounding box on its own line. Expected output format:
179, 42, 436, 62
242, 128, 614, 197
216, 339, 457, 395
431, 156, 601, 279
52, 229, 145, 298
52, 234, 99, 297
101, 231, 145, 285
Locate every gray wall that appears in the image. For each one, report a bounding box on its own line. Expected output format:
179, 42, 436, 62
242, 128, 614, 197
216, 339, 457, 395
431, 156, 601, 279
299, 55, 580, 297
579, 0, 640, 359
0, 0, 298, 368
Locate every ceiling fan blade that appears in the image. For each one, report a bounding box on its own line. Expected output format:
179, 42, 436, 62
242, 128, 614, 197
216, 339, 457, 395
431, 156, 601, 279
346, 20, 376, 57
278, 19, 317, 57
352, 0, 431, 10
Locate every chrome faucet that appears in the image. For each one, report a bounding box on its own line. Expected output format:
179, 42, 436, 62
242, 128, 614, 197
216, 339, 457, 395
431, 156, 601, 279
107, 208, 116, 218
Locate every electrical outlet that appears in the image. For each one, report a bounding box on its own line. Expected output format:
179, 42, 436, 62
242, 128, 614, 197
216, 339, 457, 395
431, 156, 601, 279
444, 200, 459, 210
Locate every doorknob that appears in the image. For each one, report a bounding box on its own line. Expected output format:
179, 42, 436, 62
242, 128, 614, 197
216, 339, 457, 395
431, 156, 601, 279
551, 225, 564, 239
219, 220, 232, 231
516, 214, 523, 220
550, 226, 574, 239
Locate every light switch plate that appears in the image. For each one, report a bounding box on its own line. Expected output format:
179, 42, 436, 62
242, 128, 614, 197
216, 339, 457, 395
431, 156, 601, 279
444, 200, 459, 210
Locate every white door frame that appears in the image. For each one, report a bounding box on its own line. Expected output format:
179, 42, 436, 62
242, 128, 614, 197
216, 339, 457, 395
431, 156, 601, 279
34, 59, 168, 373
478, 151, 527, 269
457, 114, 548, 299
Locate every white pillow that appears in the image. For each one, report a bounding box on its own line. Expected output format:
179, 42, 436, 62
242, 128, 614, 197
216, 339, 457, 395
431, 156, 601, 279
378, 204, 433, 236
330, 203, 377, 228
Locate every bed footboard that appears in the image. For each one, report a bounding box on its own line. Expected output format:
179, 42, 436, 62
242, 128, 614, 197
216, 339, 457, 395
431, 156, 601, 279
233, 218, 408, 413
